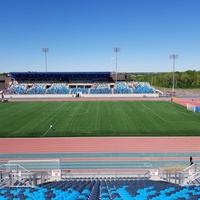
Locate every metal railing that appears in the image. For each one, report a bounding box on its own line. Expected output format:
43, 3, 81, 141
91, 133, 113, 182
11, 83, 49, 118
159, 163, 200, 186
182, 163, 200, 185
61, 171, 151, 180
0, 164, 49, 187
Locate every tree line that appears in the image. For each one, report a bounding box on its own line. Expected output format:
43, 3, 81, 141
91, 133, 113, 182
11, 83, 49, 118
126, 70, 200, 89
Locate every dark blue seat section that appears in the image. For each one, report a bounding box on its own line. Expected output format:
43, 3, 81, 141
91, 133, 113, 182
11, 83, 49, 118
1, 180, 200, 200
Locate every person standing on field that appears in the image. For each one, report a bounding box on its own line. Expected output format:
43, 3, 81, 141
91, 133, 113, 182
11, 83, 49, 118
190, 156, 193, 165
1, 91, 4, 99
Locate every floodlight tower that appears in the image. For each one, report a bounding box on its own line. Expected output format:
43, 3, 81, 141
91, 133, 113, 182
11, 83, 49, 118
42, 48, 49, 72
113, 47, 120, 82
170, 54, 179, 94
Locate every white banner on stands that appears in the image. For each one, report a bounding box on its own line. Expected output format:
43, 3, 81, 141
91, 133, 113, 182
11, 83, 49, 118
149, 169, 158, 175
52, 170, 61, 177
189, 169, 196, 176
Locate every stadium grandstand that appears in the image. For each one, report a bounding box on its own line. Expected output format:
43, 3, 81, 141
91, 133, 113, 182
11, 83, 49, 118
4, 72, 156, 96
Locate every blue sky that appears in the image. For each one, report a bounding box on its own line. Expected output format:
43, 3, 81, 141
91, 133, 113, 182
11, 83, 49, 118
0, 0, 200, 73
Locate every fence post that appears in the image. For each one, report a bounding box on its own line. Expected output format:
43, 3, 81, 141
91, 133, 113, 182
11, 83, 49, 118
169, 172, 171, 182
9, 173, 13, 186
179, 172, 184, 185
33, 174, 37, 186
175, 172, 177, 184
29, 174, 32, 186
166, 172, 169, 182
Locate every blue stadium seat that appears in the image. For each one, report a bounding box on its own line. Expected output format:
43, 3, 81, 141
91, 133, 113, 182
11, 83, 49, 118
46, 83, 69, 94
6, 83, 27, 94
27, 84, 46, 94
114, 82, 131, 94
71, 88, 88, 94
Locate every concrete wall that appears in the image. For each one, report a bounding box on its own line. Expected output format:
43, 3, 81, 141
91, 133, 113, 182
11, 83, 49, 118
4, 93, 159, 99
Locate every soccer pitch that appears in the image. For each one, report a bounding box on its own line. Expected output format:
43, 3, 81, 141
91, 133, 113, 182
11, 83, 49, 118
0, 100, 200, 137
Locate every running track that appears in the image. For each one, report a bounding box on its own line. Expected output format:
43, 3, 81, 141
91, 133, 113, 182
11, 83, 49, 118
1, 137, 200, 153
1, 137, 200, 172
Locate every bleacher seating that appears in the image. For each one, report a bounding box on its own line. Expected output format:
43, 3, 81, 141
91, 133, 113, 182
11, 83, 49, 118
71, 88, 88, 94
90, 83, 112, 94
1, 179, 200, 200
132, 82, 154, 94
5, 81, 155, 95
6, 83, 27, 94
114, 82, 131, 94
27, 84, 46, 94
46, 83, 70, 94
90, 88, 112, 94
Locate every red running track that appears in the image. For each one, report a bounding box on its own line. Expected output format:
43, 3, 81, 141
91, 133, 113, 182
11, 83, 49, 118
173, 98, 200, 107
1, 137, 200, 154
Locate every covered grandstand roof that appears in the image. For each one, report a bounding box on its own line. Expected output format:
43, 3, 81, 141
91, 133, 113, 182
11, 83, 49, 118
9, 72, 111, 79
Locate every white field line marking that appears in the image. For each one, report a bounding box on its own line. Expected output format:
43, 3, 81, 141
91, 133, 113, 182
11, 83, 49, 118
139, 108, 158, 124
141, 103, 167, 122
43, 128, 51, 136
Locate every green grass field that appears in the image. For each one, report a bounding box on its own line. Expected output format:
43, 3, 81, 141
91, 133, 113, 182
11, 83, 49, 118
0, 100, 200, 137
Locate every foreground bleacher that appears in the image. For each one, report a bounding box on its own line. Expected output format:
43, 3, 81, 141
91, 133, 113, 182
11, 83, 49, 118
1, 179, 200, 200
1, 163, 200, 199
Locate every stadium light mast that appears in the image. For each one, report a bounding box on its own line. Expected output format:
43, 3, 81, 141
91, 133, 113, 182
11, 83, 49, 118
113, 47, 120, 82
42, 48, 49, 72
170, 54, 179, 94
